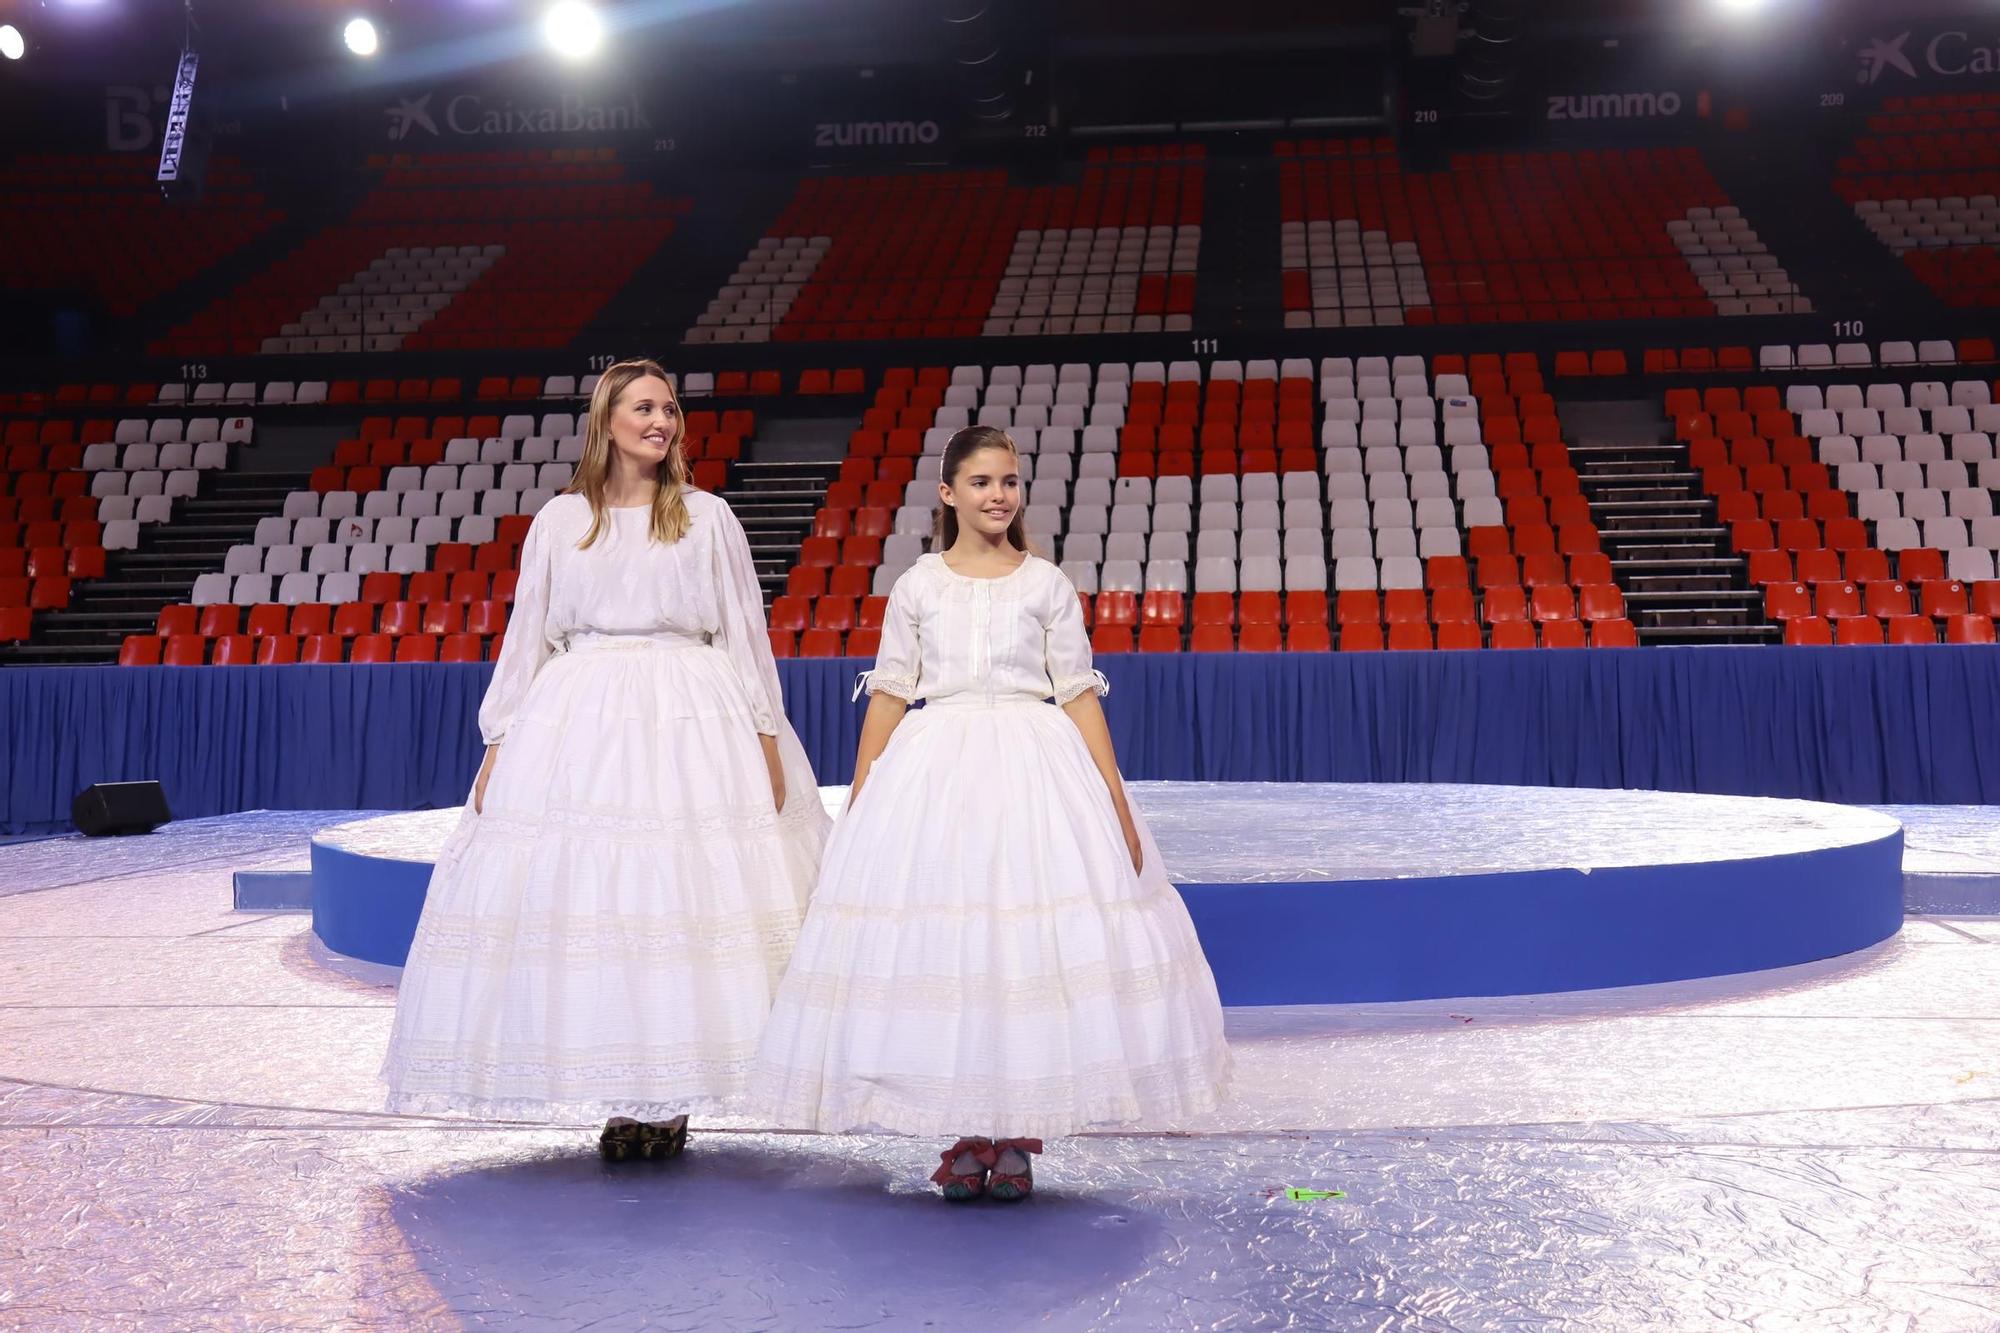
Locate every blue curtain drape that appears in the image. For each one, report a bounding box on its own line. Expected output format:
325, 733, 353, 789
6, 646, 1997, 835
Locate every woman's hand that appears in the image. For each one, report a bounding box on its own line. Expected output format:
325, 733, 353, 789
761, 734, 786, 813
473, 744, 500, 814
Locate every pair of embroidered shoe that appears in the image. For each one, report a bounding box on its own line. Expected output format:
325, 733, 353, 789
930, 1136, 1043, 1202
599, 1114, 689, 1163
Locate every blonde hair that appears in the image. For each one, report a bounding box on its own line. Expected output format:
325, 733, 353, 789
566, 358, 692, 548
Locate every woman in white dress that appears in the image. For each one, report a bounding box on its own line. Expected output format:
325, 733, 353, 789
382, 359, 829, 1159
756, 426, 1228, 1201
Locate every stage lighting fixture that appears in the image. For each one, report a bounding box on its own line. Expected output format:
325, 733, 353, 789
543, 1, 602, 60
1712, 0, 1766, 14
0, 25, 24, 62
344, 18, 380, 57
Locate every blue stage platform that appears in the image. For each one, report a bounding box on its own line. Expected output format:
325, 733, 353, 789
7, 646, 2000, 835
310, 783, 1906, 1004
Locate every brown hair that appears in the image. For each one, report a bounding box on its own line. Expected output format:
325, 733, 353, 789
566, 358, 691, 548
934, 425, 1031, 553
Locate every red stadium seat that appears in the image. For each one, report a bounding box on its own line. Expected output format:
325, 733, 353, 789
1238, 623, 1282, 652
1946, 614, 1996, 644
1578, 584, 1626, 621
1885, 616, 1935, 645
1339, 622, 1384, 651
1382, 589, 1428, 624
1091, 624, 1134, 653
211, 634, 255, 665
1899, 549, 1947, 584
300, 635, 345, 664
1336, 590, 1380, 625
1864, 582, 1912, 620
197, 604, 240, 638
1922, 581, 1970, 619
119, 634, 163, 665
1540, 619, 1587, 648
1784, 617, 1833, 646
1483, 587, 1529, 624
1147, 591, 1190, 627
163, 634, 207, 666
349, 634, 394, 663
332, 603, 376, 638
769, 596, 810, 633
1287, 623, 1333, 652
257, 635, 300, 666
156, 604, 199, 637
1765, 582, 1813, 621
1835, 617, 1885, 645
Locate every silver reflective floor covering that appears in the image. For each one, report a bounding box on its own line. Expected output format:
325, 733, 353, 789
319, 781, 1903, 883
2, 804, 1997, 1331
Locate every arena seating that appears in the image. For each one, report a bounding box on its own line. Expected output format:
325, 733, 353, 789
1666, 344, 2000, 643
1, 124, 1995, 665
1, 154, 281, 318
106, 387, 750, 665
1839, 94, 2000, 308
1279, 142, 1804, 327
1, 394, 252, 644
16, 343, 2000, 662
157, 149, 687, 357
686, 146, 1205, 343
769, 353, 1633, 656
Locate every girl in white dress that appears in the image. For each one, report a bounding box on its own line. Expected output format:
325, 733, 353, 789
756, 426, 1228, 1200
382, 360, 829, 1159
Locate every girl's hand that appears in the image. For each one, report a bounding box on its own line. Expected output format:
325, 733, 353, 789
761, 734, 786, 813
1120, 806, 1143, 873
473, 744, 500, 814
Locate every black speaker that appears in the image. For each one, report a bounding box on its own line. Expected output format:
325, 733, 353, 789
72, 782, 172, 837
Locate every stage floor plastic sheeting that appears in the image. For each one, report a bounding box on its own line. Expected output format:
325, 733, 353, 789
1, 811, 1998, 1329
317, 781, 1903, 880
1875, 803, 2000, 912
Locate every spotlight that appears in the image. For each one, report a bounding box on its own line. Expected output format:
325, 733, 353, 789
344, 18, 380, 57
1712, 0, 1766, 13
543, 1, 602, 60
0, 25, 24, 62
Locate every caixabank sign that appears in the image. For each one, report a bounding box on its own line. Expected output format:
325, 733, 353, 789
1854, 28, 2000, 87
381, 87, 653, 143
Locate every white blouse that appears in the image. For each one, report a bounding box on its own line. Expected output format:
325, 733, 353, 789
478, 490, 782, 744
862, 553, 1108, 707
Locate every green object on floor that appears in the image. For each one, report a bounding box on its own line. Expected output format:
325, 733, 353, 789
1284, 1188, 1345, 1202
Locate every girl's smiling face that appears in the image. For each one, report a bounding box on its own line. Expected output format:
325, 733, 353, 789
940, 445, 1022, 539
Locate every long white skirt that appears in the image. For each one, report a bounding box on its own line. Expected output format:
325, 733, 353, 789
381, 638, 829, 1121
754, 697, 1230, 1138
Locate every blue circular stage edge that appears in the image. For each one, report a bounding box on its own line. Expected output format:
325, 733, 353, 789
313, 793, 1907, 1005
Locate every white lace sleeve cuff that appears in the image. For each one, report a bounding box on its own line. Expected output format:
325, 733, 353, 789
1052, 669, 1110, 705
854, 670, 918, 703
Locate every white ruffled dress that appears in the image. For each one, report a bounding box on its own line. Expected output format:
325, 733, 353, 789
754, 552, 1229, 1138
381, 490, 830, 1121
